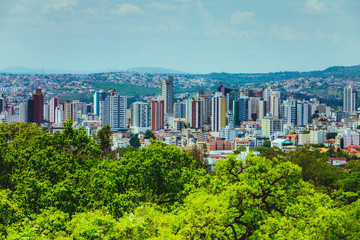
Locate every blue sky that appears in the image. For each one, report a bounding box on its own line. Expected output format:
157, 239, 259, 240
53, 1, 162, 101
0, 0, 359, 73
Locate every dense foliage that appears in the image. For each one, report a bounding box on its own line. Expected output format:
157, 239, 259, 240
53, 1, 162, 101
1, 122, 360, 239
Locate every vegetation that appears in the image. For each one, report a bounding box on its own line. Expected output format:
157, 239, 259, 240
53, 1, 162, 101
1, 122, 360, 239
91, 82, 158, 96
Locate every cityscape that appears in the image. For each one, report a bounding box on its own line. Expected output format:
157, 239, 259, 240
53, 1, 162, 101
1, 0, 360, 239
1, 67, 360, 167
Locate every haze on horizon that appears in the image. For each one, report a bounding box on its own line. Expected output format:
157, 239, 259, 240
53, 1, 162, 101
0, 0, 359, 74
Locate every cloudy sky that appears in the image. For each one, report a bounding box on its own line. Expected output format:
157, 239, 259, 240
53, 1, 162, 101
0, 0, 359, 73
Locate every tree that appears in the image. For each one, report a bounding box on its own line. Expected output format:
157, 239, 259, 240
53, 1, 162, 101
96, 125, 113, 154
263, 140, 271, 148
189, 144, 209, 171
326, 132, 338, 140
143, 130, 155, 140
129, 134, 140, 148
233, 145, 246, 154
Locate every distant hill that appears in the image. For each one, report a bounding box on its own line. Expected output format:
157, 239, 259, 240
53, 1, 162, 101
0, 66, 186, 75
0, 66, 95, 75
124, 67, 187, 74
201, 65, 360, 86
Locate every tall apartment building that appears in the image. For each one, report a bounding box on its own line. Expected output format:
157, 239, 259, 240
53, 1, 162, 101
200, 95, 211, 124
174, 101, 186, 119
160, 76, 174, 115
49, 96, 59, 123
270, 93, 280, 118
19, 89, 44, 124
99, 89, 127, 130
282, 98, 297, 125
93, 90, 107, 116
0, 94, 4, 114
343, 85, 358, 113
296, 100, 311, 126
261, 118, 282, 136
233, 98, 251, 126
19, 101, 29, 123
151, 100, 164, 131
258, 99, 267, 120
211, 92, 226, 132
131, 101, 150, 128
32, 89, 44, 124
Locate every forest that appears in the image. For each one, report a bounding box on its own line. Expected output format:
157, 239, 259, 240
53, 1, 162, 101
1, 121, 360, 239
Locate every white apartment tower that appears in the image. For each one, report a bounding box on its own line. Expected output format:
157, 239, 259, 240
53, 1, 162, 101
160, 76, 174, 115
99, 90, 128, 130
131, 101, 150, 128
343, 85, 358, 113
211, 92, 226, 132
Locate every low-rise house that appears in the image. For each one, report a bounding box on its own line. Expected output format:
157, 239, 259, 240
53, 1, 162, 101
271, 139, 295, 150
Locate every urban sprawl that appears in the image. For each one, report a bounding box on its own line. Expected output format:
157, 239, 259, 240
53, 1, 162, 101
0, 72, 359, 168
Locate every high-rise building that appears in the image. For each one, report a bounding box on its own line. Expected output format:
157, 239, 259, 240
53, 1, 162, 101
211, 92, 226, 132
282, 98, 297, 125
270, 93, 280, 118
151, 100, 164, 131
185, 97, 203, 129
131, 101, 150, 128
174, 101, 186, 119
19, 101, 29, 123
297, 100, 311, 126
343, 85, 358, 113
233, 98, 251, 126
32, 89, 44, 124
261, 118, 282, 136
258, 100, 267, 120
55, 106, 64, 124
160, 76, 174, 114
62, 100, 73, 121
200, 95, 211, 124
0, 94, 4, 114
250, 97, 260, 120
99, 89, 127, 130
44, 102, 50, 122
94, 90, 107, 116
226, 90, 240, 113
49, 96, 59, 123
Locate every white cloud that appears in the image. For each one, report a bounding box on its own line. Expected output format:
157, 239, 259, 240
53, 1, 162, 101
315, 30, 342, 43
230, 11, 255, 24
43, 0, 77, 12
272, 25, 308, 41
110, 4, 143, 16
304, 0, 325, 14
11, 5, 30, 14
148, 2, 177, 11
196, 1, 211, 17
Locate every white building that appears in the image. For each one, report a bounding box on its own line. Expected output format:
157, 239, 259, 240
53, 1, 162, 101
131, 101, 150, 128
19, 101, 28, 123
160, 76, 174, 114
309, 130, 327, 144
111, 137, 129, 150
100, 90, 127, 131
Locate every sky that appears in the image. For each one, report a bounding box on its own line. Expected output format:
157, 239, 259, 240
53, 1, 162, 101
0, 0, 359, 74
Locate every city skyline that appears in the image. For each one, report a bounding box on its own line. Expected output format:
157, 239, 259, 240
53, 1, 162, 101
0, 0, 359, 74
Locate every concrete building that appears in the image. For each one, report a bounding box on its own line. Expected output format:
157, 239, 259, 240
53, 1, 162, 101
211, 92, 226, 132
174, 101, 186, 119
160, 76, 174, 115
151, 100, 164, 131
309, 130, 327, 144
131, 101, 150, 128
99, 90, 128, 131
261, 118, 282, 136
49, 96, 59, 123
343, 85, 358, 113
